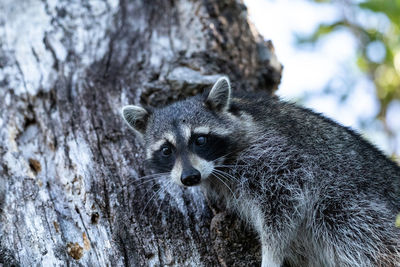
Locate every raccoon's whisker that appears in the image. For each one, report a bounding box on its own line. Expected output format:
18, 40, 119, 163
212, 172, 239, 186
211, 171, 238, 201
214, 164, 246, 168
212, 169, 240, 183
156, 181, 173, 217
122, 174, 169, 188
139, 180, 171, 217
212, 169, 234, 184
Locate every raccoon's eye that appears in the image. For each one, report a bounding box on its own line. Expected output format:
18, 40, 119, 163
161, 145, 172, 157
195, 136, 207, 146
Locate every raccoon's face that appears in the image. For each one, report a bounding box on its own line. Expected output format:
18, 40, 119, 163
122, 77, 243, 187
143, 124, 233, 186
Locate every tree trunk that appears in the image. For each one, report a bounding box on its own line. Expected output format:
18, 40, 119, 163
0, 0, 281, 266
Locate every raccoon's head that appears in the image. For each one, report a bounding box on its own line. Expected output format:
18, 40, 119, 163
122, 77, 250, 187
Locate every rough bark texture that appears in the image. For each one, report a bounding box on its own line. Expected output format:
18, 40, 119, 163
0, 0, 281, 266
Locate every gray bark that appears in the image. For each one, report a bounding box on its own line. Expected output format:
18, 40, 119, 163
0, 0, 281, 266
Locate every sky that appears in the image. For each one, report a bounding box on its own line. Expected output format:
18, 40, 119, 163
244, 0, 399, 157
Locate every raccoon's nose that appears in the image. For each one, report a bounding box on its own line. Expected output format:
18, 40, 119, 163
181, 169, 201, 186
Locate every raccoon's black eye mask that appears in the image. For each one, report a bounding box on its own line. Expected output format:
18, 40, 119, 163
146, 133, 232, 172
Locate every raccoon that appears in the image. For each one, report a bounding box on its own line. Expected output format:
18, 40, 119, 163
122, 77, 400, 267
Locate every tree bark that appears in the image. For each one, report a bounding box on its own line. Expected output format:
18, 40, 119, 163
0, 0, 281, 266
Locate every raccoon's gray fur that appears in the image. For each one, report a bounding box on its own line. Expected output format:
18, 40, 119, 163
122, 77, 400, 267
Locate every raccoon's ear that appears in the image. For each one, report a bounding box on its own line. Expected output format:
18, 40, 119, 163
121, 105, 150, 135
205, 76, 231, 112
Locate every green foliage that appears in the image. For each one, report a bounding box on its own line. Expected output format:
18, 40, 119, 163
359, 0, 400, 22
301, 0, 400, 157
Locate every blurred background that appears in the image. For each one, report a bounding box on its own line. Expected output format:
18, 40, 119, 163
244, 0, 400, 162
